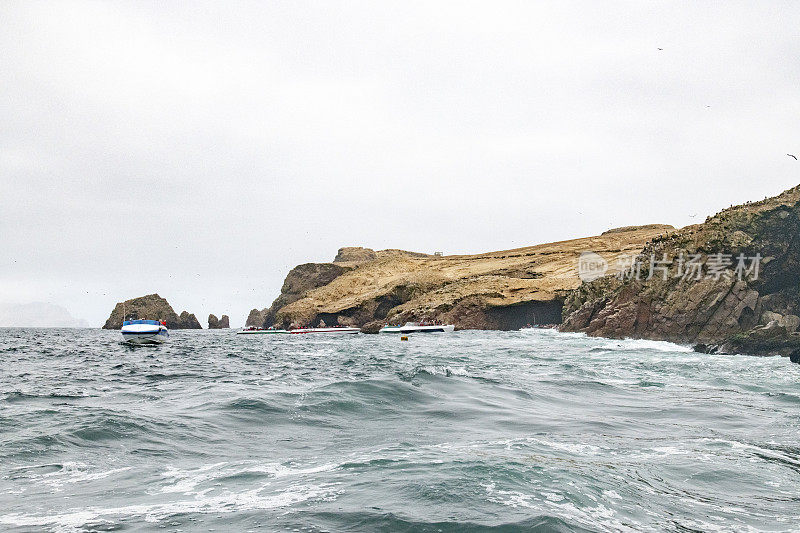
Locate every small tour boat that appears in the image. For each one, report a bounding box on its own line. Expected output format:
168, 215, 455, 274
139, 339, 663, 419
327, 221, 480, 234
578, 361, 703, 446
236, 326, 289, 335
379, 321, 455, 334
289, 326, 360, 335
121, 319, 169, 344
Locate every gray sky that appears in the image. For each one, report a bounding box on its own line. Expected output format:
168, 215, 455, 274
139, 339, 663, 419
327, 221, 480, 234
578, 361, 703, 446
1, 1, 798, 327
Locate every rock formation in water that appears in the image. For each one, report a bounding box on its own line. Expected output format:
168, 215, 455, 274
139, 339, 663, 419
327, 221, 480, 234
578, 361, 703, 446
103, 294, 202, 329
256, 226, 673, 331
177, 311, 202, 329
208, 314, 230, 329
561, 184, 800, 361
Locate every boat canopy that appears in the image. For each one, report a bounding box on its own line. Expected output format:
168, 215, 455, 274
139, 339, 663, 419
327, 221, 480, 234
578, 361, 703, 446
123, 319, 162, 326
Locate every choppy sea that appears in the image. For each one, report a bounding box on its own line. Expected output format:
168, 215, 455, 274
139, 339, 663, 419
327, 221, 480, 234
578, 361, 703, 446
1, 328, 799, 532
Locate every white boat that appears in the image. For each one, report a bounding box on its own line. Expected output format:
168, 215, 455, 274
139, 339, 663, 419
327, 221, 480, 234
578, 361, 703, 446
379, 322, 455, 334
121, 319, 169, 344
289, 326, 360, 335
236, 327, 289, 335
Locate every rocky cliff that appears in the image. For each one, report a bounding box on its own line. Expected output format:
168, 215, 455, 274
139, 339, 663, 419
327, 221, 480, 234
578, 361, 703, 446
103, 294, 202, 329
245, 308, 268, 327
258, 229, 673, 331
208, 314, 230, 329
561, 184, 800, 361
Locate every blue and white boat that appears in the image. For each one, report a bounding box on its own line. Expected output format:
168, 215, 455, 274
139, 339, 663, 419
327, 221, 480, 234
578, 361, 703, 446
121, 319, 169, 344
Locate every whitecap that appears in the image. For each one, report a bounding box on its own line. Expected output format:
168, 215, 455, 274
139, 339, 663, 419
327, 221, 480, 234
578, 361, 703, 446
0, 482, 339, 533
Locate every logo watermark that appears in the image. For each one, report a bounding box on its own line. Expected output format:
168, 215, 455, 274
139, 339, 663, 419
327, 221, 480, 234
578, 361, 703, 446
577, 251, 609, 282
577, 252, 761, 282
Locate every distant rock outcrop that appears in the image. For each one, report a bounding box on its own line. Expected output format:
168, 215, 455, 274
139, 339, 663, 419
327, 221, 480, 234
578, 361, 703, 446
208, 314, 230, 329
102, 294, 202, 329
0, 302, 89, 328
177, 311, 202, 329
561, 184, 800, 361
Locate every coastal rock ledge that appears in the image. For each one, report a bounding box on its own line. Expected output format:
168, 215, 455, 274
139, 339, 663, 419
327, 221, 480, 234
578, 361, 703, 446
103, 294, 202, 329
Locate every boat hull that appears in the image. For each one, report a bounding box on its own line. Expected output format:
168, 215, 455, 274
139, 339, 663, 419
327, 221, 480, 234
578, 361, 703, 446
289, 327, 360, 335
236, 329, 289, 335
379, 324, 455, 334
121, 322, 169, 344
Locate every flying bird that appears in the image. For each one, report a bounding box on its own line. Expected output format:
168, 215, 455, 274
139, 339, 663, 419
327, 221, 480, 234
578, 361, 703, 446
657, 48, 663, 50
788, 154, 798, 160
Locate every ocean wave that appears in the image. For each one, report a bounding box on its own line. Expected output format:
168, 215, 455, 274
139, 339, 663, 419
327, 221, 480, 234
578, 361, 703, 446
596, 338, 694, 353
481, 482, 642, 532
68, 413, 156, 443
398, 365, 470, 380
3, 328, 799, 532
0, 482, 339, 533
219, 397, 286, 414
299, 511, 594, 532
159, 460, 340, 495
37, 462, 132, 489
520, 328, 587, 339
2, 391, 92, 403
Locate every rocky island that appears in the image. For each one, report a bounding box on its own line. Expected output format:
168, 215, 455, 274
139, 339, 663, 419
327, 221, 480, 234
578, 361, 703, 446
251, 226, 673, 332
102, 294, 202, 329
249, 184, 800, 362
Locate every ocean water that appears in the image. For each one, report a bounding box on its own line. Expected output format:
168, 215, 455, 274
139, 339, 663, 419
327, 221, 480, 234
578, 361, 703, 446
1, 328, 799, 533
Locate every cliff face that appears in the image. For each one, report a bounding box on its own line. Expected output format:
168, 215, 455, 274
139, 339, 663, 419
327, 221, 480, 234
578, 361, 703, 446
260, 228, 673, 331
103, 294, 203, 329
561, 184, 800, 360
245, 308, 268, 327
208, 314, 230, 329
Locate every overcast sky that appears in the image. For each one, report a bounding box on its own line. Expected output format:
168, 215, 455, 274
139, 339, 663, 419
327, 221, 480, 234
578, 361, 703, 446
1, 1, 798, 327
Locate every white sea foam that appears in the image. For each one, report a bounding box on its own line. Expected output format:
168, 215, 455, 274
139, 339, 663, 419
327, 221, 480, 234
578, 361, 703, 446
159, 460, 339, 495
597, 338, 693, 353
519, 328, 586, 339
160, 462, 228, 494
35, 462, 132, 490
0, 482, 339, 533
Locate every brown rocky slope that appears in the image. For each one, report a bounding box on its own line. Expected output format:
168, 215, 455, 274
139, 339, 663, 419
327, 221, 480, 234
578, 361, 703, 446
561, 184, 800, 362
256, 227, 673, 332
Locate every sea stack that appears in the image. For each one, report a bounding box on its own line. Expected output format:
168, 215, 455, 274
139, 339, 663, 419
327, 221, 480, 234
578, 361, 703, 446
208, 314, 230, 329
177, 311, 202, 329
